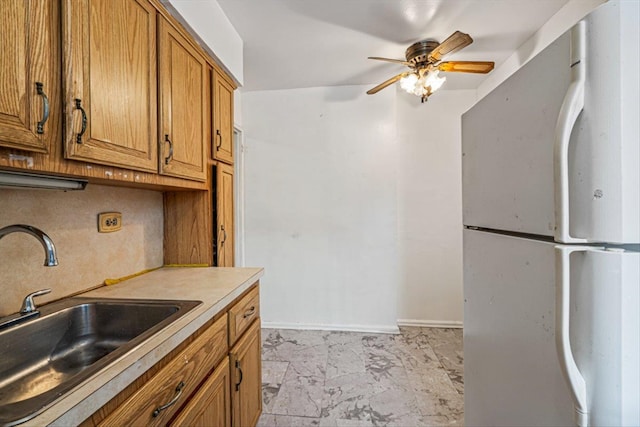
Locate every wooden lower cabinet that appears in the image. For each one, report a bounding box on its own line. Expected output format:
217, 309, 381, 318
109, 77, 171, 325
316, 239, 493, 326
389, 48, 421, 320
230, 320, 262, 427
228, 286, 260, 345
170, 357, 231, 427
80, 283, 261, 427
98, 314, 228, 427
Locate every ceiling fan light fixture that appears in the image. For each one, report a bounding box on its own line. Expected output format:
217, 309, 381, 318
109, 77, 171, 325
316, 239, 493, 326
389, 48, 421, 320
424, 69, 447, 92
367, 31, 493, 102
399, 72, 419, 92
399, 69, 446, 101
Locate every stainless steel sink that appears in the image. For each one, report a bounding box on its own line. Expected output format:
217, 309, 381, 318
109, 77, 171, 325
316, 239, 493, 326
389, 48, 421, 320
0, 297, 201, 426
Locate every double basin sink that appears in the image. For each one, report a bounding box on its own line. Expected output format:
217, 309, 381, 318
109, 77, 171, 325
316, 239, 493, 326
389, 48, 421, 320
0, 297, 201, 426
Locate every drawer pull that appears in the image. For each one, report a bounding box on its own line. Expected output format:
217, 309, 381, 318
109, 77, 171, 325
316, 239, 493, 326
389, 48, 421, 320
235, 360, 243, 391
242, 306, 256, 319
152, 381, 185, 417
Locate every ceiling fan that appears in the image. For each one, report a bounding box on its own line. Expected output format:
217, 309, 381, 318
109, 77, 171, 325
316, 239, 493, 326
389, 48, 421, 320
367, 31, 494, 102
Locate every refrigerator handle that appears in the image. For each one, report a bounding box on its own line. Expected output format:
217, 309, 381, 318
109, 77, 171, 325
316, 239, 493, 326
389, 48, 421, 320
554, 21, 588, 244
555, 245, 601, 427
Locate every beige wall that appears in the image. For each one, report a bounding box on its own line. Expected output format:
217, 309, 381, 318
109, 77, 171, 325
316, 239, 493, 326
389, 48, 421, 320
0, 184, 163, 317
396, 89, 476, 326
242, 85, 400, 333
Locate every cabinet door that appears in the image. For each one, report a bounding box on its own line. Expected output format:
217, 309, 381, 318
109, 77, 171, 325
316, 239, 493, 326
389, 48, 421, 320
230, 320, 262, 427
63, 0, 158, 171
213, 71, 234, 164
217, 163, 234, 267
0, 0, 56, 153
158, 18, 208, 181
170, 357, 231, 427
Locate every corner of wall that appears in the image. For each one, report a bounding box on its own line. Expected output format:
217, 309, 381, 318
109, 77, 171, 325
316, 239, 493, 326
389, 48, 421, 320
476, 0, 605, 101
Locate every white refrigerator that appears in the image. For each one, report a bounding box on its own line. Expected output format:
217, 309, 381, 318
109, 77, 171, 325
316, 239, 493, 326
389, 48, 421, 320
462, 2, 639, 426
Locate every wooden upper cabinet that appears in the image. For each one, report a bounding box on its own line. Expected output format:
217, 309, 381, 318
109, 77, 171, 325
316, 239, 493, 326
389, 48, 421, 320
62, 0, 158, 172
212, 71, 234, 164
0, 0, 57, 153
216, 163, 234, 267
158, 18, 208, 182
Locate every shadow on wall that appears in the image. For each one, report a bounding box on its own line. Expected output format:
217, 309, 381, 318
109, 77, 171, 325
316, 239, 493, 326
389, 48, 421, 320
322, 85, 367, 102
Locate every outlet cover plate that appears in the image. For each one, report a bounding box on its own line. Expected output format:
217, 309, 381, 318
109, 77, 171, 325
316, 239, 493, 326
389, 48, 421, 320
98, 212, 122, 233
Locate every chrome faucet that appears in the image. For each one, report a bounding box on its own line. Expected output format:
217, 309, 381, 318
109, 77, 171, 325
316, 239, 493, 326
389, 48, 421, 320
0, 224, 59, 266
0, 224, 58, 322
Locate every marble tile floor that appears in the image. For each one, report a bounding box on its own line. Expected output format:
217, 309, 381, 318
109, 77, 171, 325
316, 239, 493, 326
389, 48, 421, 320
258, 327, 464, 427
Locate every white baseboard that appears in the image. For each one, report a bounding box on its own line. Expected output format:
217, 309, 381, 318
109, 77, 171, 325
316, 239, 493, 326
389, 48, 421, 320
260, 321, 400, 335
397, 319, 464, 329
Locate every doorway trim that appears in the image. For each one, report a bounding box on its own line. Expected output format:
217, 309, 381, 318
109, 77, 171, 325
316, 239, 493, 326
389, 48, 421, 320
233, 126, 245, 266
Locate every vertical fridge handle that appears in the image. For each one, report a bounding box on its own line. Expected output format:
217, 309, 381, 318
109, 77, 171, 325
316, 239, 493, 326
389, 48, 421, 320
554, 21, 588, 243
555, 245, 600, 427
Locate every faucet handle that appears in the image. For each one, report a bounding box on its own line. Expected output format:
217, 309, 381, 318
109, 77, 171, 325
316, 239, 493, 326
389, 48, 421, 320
20, 288, 51, 314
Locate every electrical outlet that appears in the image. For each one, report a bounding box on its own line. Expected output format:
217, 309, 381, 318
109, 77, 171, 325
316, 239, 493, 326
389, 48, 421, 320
98, 212, 122, 233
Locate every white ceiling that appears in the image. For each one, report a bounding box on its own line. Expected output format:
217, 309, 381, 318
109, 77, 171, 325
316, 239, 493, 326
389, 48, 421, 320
216, 0, 570, 92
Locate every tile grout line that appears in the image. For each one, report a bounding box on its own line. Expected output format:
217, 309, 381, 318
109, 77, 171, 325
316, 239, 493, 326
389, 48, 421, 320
422, 330, 464, 396
394, 333, 434, 419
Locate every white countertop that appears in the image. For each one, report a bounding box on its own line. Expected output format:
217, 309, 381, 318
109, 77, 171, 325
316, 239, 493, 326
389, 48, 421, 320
24, 266, 264, 426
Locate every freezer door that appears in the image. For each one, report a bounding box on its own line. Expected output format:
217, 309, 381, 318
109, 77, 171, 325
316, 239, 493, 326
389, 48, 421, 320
462, 33, 570, 238
462, 1, 639, 244
568, 2, 639, 244
463, 229, 640, 426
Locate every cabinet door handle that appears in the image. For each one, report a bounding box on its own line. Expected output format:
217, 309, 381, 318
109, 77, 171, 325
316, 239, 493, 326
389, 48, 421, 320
216, 129, 222, 150
242, 306, 256, 319
235, 360, 243, 391
36, 82, 49, 134
152, 381, 185, 417
74, 98, 87, 144
220, 224, 227, 245
164, 134, 174, 165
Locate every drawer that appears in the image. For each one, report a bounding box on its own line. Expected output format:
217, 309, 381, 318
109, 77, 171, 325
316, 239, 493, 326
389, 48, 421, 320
100, 313, 228, 427
228, 285, 260, 345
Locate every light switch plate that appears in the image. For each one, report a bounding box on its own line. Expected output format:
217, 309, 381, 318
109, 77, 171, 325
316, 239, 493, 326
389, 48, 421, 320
98, 212, 122, 233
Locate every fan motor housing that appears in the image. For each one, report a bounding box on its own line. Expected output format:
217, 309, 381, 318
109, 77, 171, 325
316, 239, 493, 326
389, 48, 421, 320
405, 40, 439, 66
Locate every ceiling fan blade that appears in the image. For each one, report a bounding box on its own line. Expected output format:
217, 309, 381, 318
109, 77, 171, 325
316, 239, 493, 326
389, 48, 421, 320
428, 31, 473, 62
367, 72, 408, 95
438, 61, 495, 74
368, 57, 413, 67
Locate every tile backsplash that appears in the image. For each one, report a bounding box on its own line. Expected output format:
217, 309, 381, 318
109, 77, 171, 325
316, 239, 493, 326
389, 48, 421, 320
0, 184, 163, 317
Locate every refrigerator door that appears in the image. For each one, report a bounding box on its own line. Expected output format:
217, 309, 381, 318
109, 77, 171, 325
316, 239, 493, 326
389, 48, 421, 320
464, 229, 574, 426
463, 229, 640, 426
567, 2, 639, 244
565, 245, 640, 426
462, 32, 570, 238
462, 1, 640, 244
